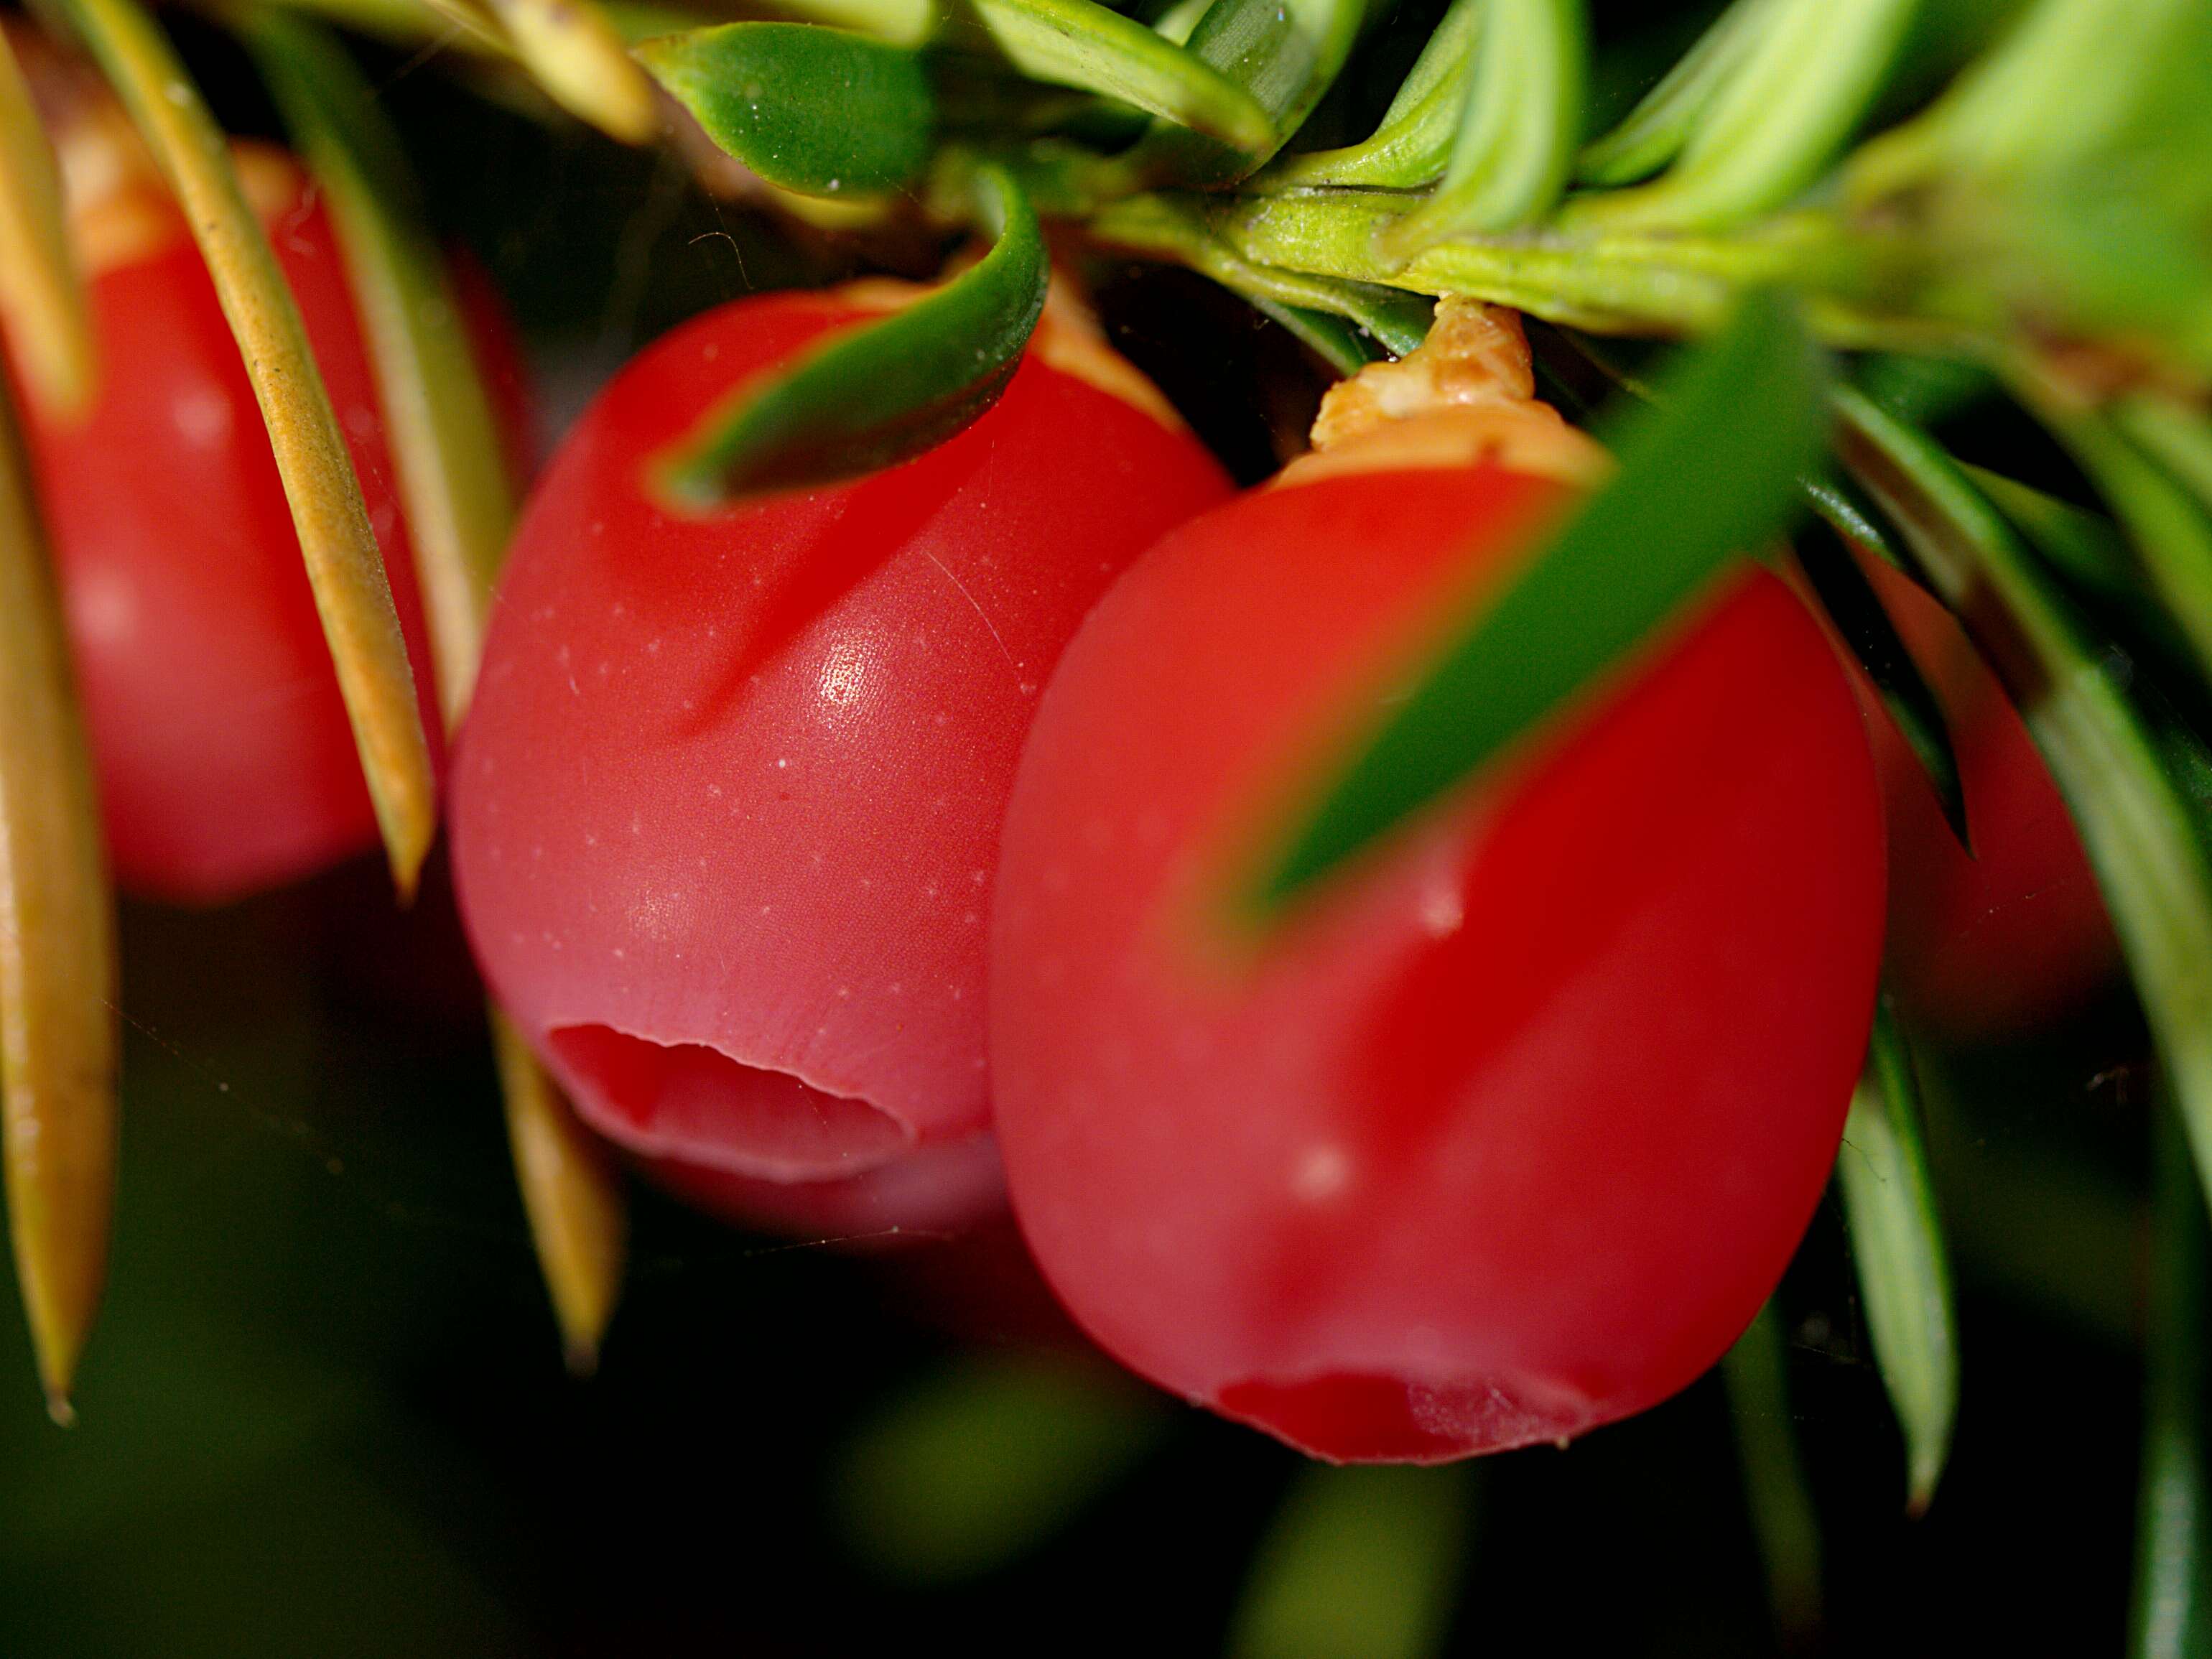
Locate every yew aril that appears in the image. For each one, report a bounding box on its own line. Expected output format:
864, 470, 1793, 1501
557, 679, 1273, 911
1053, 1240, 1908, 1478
1854, 550, 2116, 1038
645, 1132, 1010, 1241
449, 289, 1230, 1205
17, 137, 451, 902
989, 452, 1888, 1462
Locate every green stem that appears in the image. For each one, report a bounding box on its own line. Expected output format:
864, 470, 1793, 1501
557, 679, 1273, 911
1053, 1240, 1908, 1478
1089, 193, 1431, 358
1203, 190, 1915, 341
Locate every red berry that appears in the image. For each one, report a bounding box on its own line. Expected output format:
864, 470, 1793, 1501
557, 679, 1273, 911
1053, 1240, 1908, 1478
645, 1133, 1010, 1240
1856, 551, 2116, 1037
450, 289, 1231, 1207
989, 460, 1887, 1462
19, 141, 455, 902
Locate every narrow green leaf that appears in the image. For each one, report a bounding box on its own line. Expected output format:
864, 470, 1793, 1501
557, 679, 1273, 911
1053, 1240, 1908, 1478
1576, 0, 1782, 185
1723, 1304, 1823, 1644
835, 1354, 1165, 1583
927, 53, 1141, 144
1255, 290, 1826, 910
1854, 350, 1994, 428
945, 0, 1276, 152
1228, 1464, 1472, 1659
1571, 0, 1920, 232
492, 1010, 628, 1377
52, 0, 438, 896
1834, 388, 2212, 1214
243, 9, 517, 725
483, 0, 661, 143
1966, 465, 2190, 669
2120, 393, 2212, 512
1867, 0, 2204, 185
1797, 526, 1969, 847
245, 14, 632, 1377
1147, 0, 1211, 45
1253, 301, 1391, 376
1800, 469, 1913, 574
1128, 0, 1372, 184
1965, 467, 2134, 592
2003, 380, 2212, 702
689, 0, 931, 45
1835, 998, 1959, 1513
0, 375, 116, 1423
1526, 317, 1958, 822
0, 29, 93, 419
638, 23, 932, 196
1264, 0, 1482, 189
2131, 1098, 2212, 1659
654, 163, 1046, 504
1378, 0, 1586, 255
1847, 0, 2212, 374
1090, 192, 1432, 361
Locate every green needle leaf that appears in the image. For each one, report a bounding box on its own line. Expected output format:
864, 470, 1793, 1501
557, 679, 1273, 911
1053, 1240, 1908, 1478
2131, 1098, 2212, 1659
2116, 393, 2212, 513
51, 0, 438, 897
835, 1354, 1165, 1584
1723, 1304, 1823, 1644
1252, 303, 1388, 375
653, 162, 1046, 504
1836, 388, 2212, 1217
638, 22, 934, 196
1264, 0, 1482, 189
1576, 0, 1782, 186
0, 29, 93, 419
1847, 0, 2212, 374
1228, 1464, 1472, 1659
1254, 289, 1826, 911
945, 0, 1276, 152
1835, 998, 1959, 1515
0, 377, 117, 1426
1378, 0, 1586, 256
1964, 465, 2190, 670
246, 11, 632, 1377
1796, 524, 1969, 848
1569, 0, 1920, 233
1128, 0, 1372, 184
485, 0, 660, 143
2017, 378, 2212, 700
243, 8, 518, 725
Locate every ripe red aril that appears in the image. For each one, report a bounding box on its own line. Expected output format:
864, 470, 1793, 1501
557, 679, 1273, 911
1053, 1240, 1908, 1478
645, 1131, 1010, 1240
15, 101, 460, 903
1854, 550, 2116, 1037
988, 317, 1888, 1462
448, 287, 1230, 1212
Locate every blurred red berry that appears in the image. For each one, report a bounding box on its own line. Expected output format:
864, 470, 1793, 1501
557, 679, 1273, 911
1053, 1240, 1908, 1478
13, 130, 501, 902
1853, 550, 2117, 1038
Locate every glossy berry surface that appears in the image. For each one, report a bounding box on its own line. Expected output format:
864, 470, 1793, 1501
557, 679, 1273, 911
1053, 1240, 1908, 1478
21, 152, 445, 902
643, 1132, 1010, 1241
1856, 552, 2116, 1037
450, 290, 1230, 1196
990, 462, 1887, 1462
